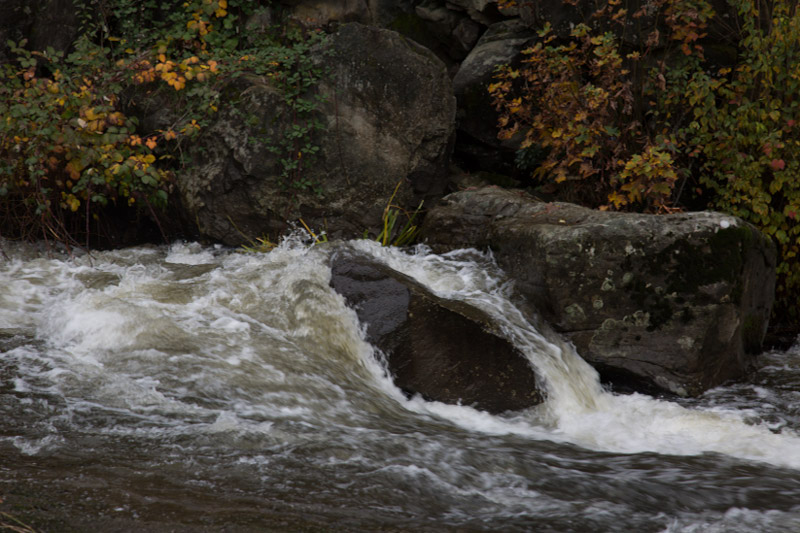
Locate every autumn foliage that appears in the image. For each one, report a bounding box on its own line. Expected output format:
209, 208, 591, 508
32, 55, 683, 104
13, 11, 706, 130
0, 0, 321, 249
492, 0, 800, 321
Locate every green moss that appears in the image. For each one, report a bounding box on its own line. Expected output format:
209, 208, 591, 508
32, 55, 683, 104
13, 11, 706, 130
387, 13, 441, 54
388, 13, 426, 35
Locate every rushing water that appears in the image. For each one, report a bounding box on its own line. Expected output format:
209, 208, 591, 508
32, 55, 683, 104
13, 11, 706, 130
1, 238, 799, 532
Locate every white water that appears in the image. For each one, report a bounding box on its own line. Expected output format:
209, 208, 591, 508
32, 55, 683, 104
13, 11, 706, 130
1, 237, 799, 531
349, 240, 800, 469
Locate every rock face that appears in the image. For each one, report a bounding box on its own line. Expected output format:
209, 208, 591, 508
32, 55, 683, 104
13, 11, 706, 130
329, 251, 544, 413
451, 19, 535, 171
176, 23, 455, 245
421, 187, 777, 396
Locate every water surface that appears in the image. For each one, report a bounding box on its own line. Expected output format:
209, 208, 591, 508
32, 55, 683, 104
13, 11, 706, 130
1, 239, 799, 532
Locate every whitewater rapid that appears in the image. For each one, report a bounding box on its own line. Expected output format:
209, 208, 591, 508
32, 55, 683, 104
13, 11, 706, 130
2, 238, 798, 471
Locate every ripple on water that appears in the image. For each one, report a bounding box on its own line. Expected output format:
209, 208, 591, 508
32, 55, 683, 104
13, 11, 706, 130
1, 238, 799, 532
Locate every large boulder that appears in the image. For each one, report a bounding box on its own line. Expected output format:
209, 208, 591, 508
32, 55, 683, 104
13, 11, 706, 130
420, 187, 777, 396
329, 251, 544, 413
176, 23, 455, 245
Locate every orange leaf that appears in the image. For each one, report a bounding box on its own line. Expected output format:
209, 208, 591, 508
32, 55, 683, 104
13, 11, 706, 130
770, 159, 786, 171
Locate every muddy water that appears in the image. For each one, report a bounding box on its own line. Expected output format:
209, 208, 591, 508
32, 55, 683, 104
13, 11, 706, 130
1, 239, 799, 532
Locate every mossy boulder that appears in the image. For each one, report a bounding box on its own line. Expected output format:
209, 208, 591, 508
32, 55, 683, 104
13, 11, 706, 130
174, 23, 455, 245
420, 187, 777, 396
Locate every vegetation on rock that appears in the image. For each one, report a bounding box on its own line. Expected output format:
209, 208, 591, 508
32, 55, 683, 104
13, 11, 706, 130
0, 0, 326, 249
492, 0, 800, 322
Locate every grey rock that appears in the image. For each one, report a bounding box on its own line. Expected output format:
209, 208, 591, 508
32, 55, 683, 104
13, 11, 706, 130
453, 19, 533, 96
329, 250, 544, 413
420, 187, 777, 396
414, 0, 483, 62
446, 0, 503, 26
285, 0, 370, 25
451, 19, 536, 169
176, 23, 455, 245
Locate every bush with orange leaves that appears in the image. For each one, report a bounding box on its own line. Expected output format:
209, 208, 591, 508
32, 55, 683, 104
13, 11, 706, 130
0, 0, 325, 249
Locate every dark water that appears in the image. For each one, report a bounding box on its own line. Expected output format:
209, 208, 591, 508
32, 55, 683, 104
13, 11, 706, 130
1, 240, 799, 532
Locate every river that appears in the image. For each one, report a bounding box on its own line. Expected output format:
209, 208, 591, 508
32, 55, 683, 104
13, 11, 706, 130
1, 238, 799, 532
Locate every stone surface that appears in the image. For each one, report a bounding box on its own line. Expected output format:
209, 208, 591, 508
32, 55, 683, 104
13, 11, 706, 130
175, 23, 455, 245
415, 0, 483, 60
329, 250, 544, 413
420, 187, 777, 396
451, 20, 535, 172
286, 0, 370, 25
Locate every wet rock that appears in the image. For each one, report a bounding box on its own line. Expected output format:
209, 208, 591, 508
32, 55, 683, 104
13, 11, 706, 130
175, 23, 455, 245
420, 187, 777, 396
329, 251, 544, 413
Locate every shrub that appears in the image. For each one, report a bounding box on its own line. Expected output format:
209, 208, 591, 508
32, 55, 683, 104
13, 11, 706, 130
493, 0, 800, 320
0, 0, 327, 249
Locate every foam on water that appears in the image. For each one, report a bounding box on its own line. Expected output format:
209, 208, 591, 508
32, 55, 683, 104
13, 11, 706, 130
2, 237, 800, 474
350, 240, 800, 469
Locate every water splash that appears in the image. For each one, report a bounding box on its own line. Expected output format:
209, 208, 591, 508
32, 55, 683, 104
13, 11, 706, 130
349, 240, 800, 469
2, 237, 799, 473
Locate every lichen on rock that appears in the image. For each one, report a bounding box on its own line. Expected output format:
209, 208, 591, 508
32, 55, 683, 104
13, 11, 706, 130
421, 187, 777, 396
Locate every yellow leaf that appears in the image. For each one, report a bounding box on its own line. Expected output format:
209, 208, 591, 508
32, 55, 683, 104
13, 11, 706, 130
67, 195, 80, 212
85, 107, 103, 121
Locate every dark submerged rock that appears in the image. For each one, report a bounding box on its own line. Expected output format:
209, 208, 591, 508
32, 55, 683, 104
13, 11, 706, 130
329, 251, 544, 413
421, 187, 777, 397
